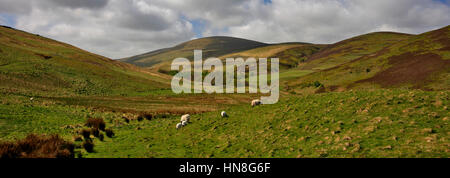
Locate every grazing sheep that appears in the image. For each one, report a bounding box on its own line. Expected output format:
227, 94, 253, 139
176, 123, 182, 129
251, 99, 262, 107
29, 97, 34, 101
181, 121, 188, 126
180, 114, 190, 122
221, 111, 228, 118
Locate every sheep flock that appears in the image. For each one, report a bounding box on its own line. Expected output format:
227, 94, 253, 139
175, 99, 262, 129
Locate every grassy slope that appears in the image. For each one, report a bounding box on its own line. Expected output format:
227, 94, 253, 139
300, 32, 413, 70
96, 89, 446, 158
0, 26, 169, 97
286, 26, 450, 92
3, 89, 445, 158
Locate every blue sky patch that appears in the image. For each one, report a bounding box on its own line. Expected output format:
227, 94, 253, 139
0, 13, 16, 27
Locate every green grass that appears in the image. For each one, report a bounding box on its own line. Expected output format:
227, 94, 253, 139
1, 89, 447, 158
0, 26, 169, 97
81, 89, 450, 158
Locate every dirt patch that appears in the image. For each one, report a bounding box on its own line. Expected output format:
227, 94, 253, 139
356, 52, 450, 88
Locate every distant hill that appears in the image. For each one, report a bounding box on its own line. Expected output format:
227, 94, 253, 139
119, 26, 449, 92
217, 43, 325, 69
0, 26, 169, 96
300, 32, 413, 70
286, 25, 450, 91
119, 36, 269, 67
4, 23, 447, 97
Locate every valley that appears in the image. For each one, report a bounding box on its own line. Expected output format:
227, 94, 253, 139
0, 25, 449, 158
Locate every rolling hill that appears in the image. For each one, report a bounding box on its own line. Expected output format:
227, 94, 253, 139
299, 32, 413, 70
118, 25, 449, 93
286, 25, 450, 92
0, 26, 170, 97
119, 36, 269, 67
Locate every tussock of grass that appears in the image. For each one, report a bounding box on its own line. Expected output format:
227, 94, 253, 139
82, 139, 94, 153
0, 134, 74, 158
105, 128, 114, 138
86, 118, 106, 131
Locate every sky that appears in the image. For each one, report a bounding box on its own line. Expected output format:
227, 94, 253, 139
0, 0, 449, 59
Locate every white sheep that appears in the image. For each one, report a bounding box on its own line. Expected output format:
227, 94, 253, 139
251, 99, 262, 107
221, 111, 228, 118
176, 123, 182, 129
181, 121, 188, 126
180, 114, 190, 122
30, 97, 34, 101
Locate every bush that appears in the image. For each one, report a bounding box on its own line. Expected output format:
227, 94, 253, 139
86, 118, 106, 131
73, 135, 83, 142
122, 116, 130, 123
0, 134, 75, 158
155, 113, 169, 119
105, 128, 115, 138
299, 81, 324, 89
139, 113, 153, 121
90, 128, 100, 138
144, 114, 153, 120
81, 129, 91, 139
99, 134, 104, 141
313, 81, 323, 88
137, 115, 144, 122
82, 140, 94, 153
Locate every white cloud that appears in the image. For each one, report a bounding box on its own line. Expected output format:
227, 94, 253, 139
222, 0, 450, 44
1, 0, 195, 58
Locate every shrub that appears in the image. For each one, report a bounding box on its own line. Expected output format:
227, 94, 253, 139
99, 134, 104, 141
86, 118, 106, 131
82, 140, 94, 153
105, 128, 115, 138
155, 113, 169, 119
313, 81, 323, 88
137, 115, 144, 122
0, 134, 75, 158
122, 116, 130, 123
137, 113, 153, 121
81, 129, 91, 139
90, 128, 100, 138
143, 114, 153, 121
73, 135, 83, 142
299, 81, 324, 89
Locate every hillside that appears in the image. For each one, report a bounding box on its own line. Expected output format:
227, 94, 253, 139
119, 36, 269, 67
217, 43, 325, 69
0, 26, 170, 97
286, 26, 450, 92
300, 32, 413, 70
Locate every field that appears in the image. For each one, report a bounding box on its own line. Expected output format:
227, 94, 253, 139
1, 89, 448, 158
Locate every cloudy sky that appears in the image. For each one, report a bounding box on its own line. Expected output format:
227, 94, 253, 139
0, 0, 449, 59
